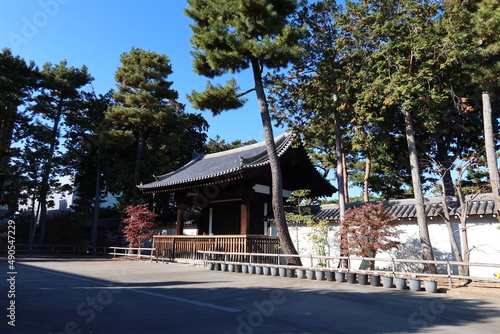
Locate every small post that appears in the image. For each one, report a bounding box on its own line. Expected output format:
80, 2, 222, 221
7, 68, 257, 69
447, 260, 453, 289
172, 238, 176, 261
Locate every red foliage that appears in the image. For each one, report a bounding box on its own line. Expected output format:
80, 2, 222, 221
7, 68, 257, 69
340, 202, 401, 258
122, 204, 158, 248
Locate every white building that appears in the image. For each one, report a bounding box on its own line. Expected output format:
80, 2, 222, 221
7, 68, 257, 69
17, 174, 118, 216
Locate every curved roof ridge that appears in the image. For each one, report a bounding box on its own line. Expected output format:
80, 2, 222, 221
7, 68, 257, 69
242, 132, 293, 167
154, 166, 242, 189
139, 132, 294, 191
204, 133, 288, 159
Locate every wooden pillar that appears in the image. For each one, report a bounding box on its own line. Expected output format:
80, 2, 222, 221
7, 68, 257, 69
208, 207, 213, 235
263, 202, 268, 235
176, 207, 184, 235
240, 200, 250, 234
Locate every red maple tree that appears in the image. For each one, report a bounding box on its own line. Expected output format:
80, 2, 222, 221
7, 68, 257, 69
122, 204, 158, 248
340, 202, 401, 269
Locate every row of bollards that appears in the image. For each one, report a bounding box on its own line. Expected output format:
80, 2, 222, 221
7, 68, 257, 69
206, 262, 438, 293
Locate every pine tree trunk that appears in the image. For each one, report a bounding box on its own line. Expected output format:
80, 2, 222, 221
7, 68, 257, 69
342, 151, 349, 203
0, 112, 15, 207
403, 110, 437, 273
132, 130, 145, 205
335, 111, 346, 222
91, 162, 101, 249
482, 91, 500, 217
363, 156, 371, 202
436, 143, 456, 197
456, 188, 471, 277
438, 178, 467, 276
334, 111, 348, 267
38, 100, 63, 244
251, 59, 301, 265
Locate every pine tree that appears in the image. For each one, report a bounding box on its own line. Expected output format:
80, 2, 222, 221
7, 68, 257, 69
185, 0, 306, 264
107, 47, 178, 205
65, 90, 115, 247
31, 60, 92, 244
0, 49, 38, 213
473, 0, 500, 216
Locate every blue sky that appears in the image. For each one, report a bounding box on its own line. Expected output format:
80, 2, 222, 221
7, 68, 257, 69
1, 0, 285, 143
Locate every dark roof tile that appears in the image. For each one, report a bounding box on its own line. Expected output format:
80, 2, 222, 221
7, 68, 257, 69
312, 194, 497, 221
138, 133, 292, 191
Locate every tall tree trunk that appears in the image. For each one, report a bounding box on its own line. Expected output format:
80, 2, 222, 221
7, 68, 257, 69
482, 91, 500, 217
38, 100, 63, 244
30, 199, 40, 246
436, 142, 456, 197
132, 129, 145, 205
334, 111, 348, 267
251, 59, 301, 265
438, 177, 468, 276
342, 151, 349, 203
456, 187, 471, 276
403, 110, 437, 273
0, 112, 15, 207
91, 162, 101, 249
363, 156, 372, 202
335, 112, 346, 222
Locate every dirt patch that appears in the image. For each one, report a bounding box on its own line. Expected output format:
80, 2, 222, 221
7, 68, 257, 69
400, 276, 499, 288
466, 280, 500, 289
416, 277, 500, 297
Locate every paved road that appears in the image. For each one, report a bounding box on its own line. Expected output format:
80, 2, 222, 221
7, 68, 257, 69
1, 256, 500, 334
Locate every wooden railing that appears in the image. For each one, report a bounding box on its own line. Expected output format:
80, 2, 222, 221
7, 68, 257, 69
152, 235, 280, 262
108, 247, 155, 261
4, 244, 108, 256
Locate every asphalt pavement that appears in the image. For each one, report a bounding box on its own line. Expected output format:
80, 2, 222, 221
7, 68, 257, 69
1, 256, 500, 334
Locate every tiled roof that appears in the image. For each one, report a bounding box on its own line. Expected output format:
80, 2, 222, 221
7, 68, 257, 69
138, 133, 293, 192
311, 193, 497, 221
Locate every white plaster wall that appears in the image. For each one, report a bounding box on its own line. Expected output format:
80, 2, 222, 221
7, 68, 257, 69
271, 223, 340, 263
466, 218, 500, 277
272, 216, 500, 278
158, 227, 199, 236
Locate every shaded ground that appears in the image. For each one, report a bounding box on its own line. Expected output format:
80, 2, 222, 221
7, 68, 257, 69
1, 256, 500, 334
